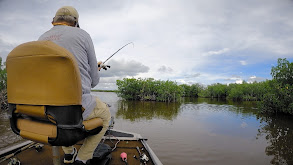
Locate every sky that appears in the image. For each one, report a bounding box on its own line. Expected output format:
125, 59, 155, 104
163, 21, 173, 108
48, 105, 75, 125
1, 0, 293, 90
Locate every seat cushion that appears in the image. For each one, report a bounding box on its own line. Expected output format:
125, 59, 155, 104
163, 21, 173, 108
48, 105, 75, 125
17, 118, 57, 138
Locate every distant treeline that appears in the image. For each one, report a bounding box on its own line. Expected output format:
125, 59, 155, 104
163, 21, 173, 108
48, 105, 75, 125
116, 78, 183, 102
116, 58, 293, 115
116, 78, 266, 101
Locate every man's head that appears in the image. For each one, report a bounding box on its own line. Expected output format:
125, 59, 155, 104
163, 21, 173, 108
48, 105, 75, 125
52, 6, 80, 28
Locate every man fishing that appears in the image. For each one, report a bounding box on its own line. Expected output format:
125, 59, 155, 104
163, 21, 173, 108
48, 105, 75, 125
38, 6, 111, 165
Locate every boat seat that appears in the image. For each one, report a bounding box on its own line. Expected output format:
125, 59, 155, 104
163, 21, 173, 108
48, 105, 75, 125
6, 41, 103, 146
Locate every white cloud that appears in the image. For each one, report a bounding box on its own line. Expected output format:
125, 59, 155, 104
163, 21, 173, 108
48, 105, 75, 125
240, 61, 247, 66
203, 48, 230, 56
236, 79, 243, 84
247, 76, 267, 83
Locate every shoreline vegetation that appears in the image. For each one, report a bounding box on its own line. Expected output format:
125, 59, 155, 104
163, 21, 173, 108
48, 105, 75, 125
116, 58, 293, 115
0, 58, 292, 115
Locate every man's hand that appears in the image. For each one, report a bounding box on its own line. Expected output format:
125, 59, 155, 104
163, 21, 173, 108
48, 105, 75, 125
98, 61, 110, 71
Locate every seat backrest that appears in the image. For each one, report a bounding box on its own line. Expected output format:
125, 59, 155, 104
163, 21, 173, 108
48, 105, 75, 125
6, 41, 87, 146
7, 40, 82, 105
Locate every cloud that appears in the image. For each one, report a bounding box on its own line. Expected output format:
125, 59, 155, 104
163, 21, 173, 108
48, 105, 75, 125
95, 77, 118, 90
0, 37, 16, 60
224, 75, 243, 84
203, 48, 230, 56
240, 60, 247, 66
184, 73, 201, 78
247, 75, 267, 83
158, 65, 173, 73
99, 59, 149, 77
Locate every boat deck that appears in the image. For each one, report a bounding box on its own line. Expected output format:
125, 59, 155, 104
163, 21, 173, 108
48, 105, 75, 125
0, 130, 159, 165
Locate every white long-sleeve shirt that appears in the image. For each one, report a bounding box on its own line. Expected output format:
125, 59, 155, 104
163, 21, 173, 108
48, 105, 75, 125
39, 25, 99, 119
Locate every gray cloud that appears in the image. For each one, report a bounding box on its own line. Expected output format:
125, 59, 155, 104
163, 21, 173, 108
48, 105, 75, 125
100, 59, 149, 77
184, 73, 201, 78
0, 37, 16, 61
158, 65, 173, 73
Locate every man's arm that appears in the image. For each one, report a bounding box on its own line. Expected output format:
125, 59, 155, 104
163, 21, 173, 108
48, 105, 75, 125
85, 34, 100, 88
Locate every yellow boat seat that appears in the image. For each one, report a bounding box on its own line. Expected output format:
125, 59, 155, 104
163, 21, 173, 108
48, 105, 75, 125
7, 41, 103, 146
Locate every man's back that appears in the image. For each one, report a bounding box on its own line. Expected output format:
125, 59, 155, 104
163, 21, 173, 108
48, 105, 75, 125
39, 25, 99, 119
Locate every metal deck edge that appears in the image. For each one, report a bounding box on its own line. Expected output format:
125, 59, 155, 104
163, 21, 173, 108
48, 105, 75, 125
0, 140, 32, 157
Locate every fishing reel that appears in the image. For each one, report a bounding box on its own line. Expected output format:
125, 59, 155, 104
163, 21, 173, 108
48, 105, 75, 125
98, 63, 110, 71
136, 146, 149, 164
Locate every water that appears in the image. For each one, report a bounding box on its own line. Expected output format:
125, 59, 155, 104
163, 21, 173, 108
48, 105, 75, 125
1, 92, 293, 165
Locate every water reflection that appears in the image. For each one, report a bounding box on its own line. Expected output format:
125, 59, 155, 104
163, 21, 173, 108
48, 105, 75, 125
116, 96, 293, 164
257, 114, 293, 165
184, 97, 259, 116
116, 100, 182, 121
181, 97, 293, 164
116, 97, 259, 122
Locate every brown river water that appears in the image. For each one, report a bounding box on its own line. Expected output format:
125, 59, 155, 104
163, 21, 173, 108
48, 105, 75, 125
1, 92, 293, 165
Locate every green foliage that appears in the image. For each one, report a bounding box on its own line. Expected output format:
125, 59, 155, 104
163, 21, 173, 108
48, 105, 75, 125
116, 78, 184, 102
229, 86, 244, 100
271, 58, 293, 85
180, 83, 203, 97
259, 58, 293, 115
228, 82, 269, 101
259, 80, 293, 114
116, 77, 271, 102
201, 83, 229, 98
198, 81, 269, 101
0, 57, 8, 110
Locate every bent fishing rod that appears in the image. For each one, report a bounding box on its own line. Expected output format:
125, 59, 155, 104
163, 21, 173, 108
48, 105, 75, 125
98, 42, 134, 70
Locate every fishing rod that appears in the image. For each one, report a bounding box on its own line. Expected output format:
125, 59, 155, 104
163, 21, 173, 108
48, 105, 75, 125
98, 42, 134, 70
104, 42, 134, 64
